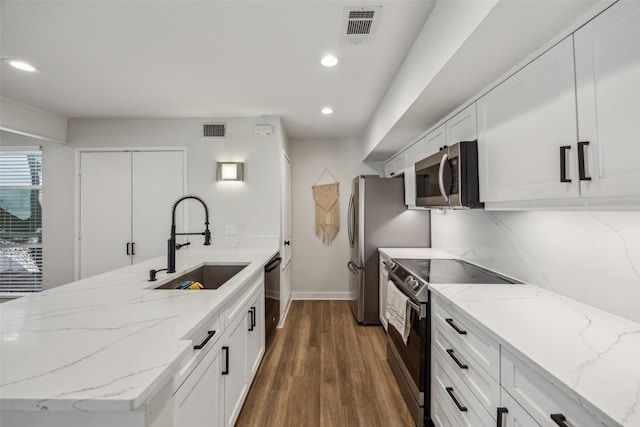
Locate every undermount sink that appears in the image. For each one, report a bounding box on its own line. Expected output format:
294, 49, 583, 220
152, 263, 249, 290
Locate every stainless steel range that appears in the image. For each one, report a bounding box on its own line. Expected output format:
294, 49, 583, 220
384, 258, 519, 427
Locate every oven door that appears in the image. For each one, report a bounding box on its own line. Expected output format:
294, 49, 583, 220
415, 148, 456, 208
387, 295, 428, 397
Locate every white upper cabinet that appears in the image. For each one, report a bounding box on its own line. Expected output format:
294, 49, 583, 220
446, 103, 477, 144
477, 36, 579, 203
426, 124, 446, 157
574, 0, 640, 199
383, 153, 405, 178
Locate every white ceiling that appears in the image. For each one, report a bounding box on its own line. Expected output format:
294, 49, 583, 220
1, 0, 603, 159
0, 0, 435, 140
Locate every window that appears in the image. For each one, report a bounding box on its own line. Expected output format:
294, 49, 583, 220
0, 148, 43, 295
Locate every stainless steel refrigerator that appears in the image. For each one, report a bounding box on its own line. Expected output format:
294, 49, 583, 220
347, 175, 430, 324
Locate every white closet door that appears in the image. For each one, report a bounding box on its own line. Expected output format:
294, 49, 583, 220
131, 151, 185, 265
80, 152, 132, 279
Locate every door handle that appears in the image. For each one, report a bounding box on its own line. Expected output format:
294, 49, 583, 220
438, 153, 450, 202
222, 346, 229, 375
496, 407, 508, 427
126, 242, 130, 255
347, 261, 359, 274
559, 146, 571, 183
577, 141, 591, 181
131, 242, 135, 256
551, 414, 569, 427
248, 307, 256, 331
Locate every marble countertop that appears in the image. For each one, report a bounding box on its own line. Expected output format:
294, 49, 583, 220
0, 247, 277, 412
379, 247, 640, 426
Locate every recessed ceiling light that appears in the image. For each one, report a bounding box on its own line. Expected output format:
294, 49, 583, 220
321, 107, 334, 115
3, 59, 37, 72
321, 55, 338, 67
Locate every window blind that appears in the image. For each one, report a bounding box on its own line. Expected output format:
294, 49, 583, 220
0, 149, 43, 295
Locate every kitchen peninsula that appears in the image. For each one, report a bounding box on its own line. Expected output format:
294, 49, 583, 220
0, 247, 277, 427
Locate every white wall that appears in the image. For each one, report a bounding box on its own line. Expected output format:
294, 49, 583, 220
30, 117, 282, 288
289, 137, 379, 299
431, 210, 640, 324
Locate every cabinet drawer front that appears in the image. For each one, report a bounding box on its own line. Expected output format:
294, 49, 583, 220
432, 297, 500, 380
432, 321, 500, 414
431, 345, 494, 427
174, 313, 221, 390
501, 349, 603, 427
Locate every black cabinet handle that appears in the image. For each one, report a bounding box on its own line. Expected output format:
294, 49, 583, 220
497, 407, 508, 427
126, 242, 131, 255
577, 141, 591, 181
248, 307, 256, 331
222, 346, 229, 375
446, 349, 468, 369
551, 414, 569, 426
445, 387, 467, 412
559, 146, 571, 182
445, 318, 467, 335
284, 240, 291, 246
131, 242, 135, 255
390, 172, 395, 176
193, 330, 216, 350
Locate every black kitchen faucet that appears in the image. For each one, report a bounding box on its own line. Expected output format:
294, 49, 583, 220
167, 195, 211, 273
149, 195, 212, 281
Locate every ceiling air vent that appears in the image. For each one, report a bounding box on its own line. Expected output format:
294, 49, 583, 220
341, 6, 381, 45
202, 123, 226, 138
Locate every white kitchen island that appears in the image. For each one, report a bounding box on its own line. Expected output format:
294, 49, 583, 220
0, 247, 277, 427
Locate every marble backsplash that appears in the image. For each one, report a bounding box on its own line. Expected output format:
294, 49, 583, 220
431, 210, 640, 324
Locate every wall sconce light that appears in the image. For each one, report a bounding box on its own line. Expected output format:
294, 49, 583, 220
217, 162, 244, 181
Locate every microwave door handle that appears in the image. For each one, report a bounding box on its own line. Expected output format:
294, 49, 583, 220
438, 153, 450, 202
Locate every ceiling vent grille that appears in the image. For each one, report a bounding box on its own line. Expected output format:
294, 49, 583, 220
202, 123, 226, 138
341, 6, 381, 45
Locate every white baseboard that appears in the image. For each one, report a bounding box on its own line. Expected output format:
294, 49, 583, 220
291, 291, 352, 300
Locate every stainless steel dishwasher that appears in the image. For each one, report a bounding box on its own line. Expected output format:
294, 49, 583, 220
264, 253, 281, 349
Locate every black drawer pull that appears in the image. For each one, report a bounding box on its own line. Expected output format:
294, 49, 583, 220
559, 146, 571, 183
446, 349, 468, 369
445, 318, 467, 335
445, 387, 468, 412
551, 414, 569, 427
222, 346, 229, 375
577, 141, 591, 181
193, 330, 216, 350
497, 407, 508, 427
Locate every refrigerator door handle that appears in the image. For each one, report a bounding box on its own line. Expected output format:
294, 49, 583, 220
347, 194, 355, 248
347, 260, 360, 274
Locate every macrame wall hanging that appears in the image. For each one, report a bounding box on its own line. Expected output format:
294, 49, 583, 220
312, 169, 340, 245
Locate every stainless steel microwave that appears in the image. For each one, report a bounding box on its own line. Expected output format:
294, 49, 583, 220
414, 140, 483, 209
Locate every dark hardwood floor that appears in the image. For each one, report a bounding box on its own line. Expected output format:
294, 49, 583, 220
236, 300, 414, 427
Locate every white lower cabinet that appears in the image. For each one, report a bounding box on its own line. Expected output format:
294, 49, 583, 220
173, 338, 224, 427
246, 288, 265, 385
430, 295, 605, 427
172, 276, 265, 427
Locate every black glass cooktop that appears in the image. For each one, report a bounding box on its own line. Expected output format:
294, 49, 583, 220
395, 258, 520, 285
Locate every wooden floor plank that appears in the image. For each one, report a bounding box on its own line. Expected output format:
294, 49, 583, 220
236, 300, 414, 427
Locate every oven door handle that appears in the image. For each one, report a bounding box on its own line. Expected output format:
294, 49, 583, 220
406, 298, 421, 314
438, 152, 450, 202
